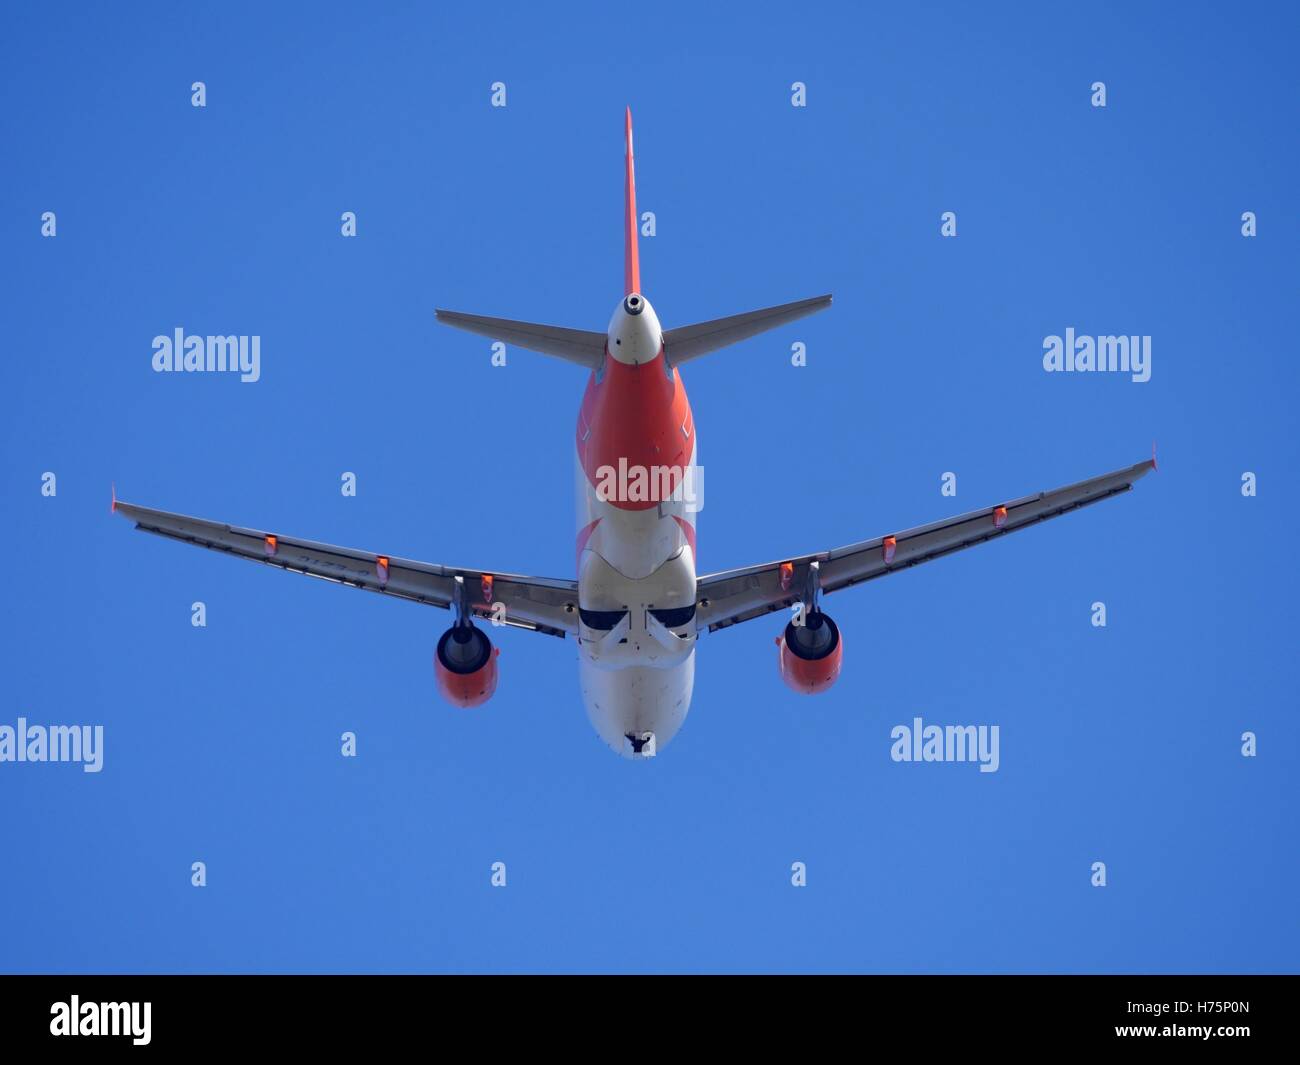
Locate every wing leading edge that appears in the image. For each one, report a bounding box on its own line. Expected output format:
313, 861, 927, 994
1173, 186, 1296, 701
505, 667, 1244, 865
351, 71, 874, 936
114, 500, 578, 637
695, 457, 1155, 633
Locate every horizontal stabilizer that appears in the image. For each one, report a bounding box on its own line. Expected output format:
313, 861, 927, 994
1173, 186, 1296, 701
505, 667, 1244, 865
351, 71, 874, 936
435, 309, 606, 369
664, 294, 832, 365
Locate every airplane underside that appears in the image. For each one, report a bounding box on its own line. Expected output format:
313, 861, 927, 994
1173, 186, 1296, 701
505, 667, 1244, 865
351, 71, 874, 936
580, 654, 695, 758
112, 106, 1154, 761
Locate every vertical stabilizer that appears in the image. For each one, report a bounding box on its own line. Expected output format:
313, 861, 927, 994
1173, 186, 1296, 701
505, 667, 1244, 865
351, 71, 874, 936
624, 107, 640, 296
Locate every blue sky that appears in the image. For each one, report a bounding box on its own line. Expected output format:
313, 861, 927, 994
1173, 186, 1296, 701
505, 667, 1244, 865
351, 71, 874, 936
2, 1, 1296, 973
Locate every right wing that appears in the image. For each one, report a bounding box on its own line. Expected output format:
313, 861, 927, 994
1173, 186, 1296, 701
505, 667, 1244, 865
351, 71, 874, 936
114, 500, 579, 638
695, 458, 1155, 633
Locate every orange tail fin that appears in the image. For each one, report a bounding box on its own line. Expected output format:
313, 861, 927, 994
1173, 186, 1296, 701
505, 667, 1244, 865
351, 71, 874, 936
624, 107, 640, 296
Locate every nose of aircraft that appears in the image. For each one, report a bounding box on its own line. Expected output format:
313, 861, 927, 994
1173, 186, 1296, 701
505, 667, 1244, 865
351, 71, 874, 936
607, 293, 663, 365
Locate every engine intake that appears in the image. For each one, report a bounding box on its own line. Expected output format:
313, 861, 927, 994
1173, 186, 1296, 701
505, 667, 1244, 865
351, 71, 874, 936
777, 610, 843, 694
435, 624, 499, 708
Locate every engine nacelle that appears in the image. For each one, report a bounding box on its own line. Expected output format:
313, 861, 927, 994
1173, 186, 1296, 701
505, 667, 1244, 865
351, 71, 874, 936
777, 610, 843, 694
434, 624, 499, 708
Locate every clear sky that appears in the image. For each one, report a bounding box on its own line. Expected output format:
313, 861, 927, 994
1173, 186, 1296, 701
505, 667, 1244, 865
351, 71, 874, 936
2, 1, 1296, 973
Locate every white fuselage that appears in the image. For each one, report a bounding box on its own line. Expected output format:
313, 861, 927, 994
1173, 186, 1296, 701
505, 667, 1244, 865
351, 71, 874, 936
574, 295, 698, 757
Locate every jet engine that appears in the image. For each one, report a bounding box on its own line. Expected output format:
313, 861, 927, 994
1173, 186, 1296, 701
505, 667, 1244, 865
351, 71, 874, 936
777, 609, 843, 694
435, 622, 499, 708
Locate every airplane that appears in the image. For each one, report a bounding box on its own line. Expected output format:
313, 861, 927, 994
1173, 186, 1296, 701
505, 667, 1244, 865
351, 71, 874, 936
114, 107, 1155, 759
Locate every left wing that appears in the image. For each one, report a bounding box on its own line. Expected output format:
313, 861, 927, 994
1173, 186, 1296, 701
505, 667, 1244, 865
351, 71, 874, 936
695, 458, 1154, 633
114, 500, 578, 637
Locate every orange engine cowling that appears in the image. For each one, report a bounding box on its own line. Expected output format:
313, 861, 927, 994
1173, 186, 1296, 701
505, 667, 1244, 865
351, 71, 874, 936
777, 610, 843, 694
434, 624, 499, 708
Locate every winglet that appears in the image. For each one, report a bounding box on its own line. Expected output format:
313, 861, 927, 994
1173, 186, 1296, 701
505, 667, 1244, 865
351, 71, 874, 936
110, 482, 117, 514
624, 106, 640, 296
1151, 440, 1158, 472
